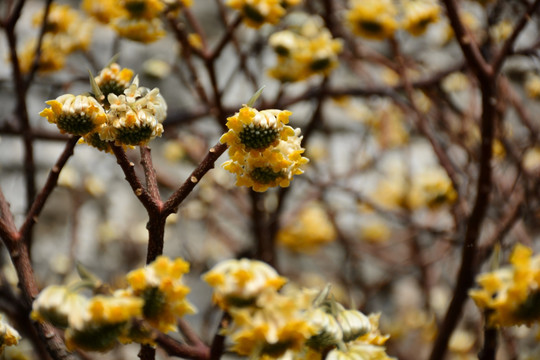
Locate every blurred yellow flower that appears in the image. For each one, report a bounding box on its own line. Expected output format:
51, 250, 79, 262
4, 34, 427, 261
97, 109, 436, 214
402, 0, 441, 36
470, 243, 540, 327
227, 0, 292, 28
0, 315, 21, 354
277, 202, 337, 253
203, 258, 287, 310
347, 0, 398, 41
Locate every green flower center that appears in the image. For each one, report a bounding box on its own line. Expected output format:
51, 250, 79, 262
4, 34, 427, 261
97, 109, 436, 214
84, 132, 111, 152
274, 45, 290, 57
515, 290, 540, 321
69, 323, 124, 352
310, 58, 331, 71
115, 124, 154, 146
56, 113, 97, 136
99, 81, 127, 98
142, 286, 167, 319
239, 125, 280, 150
250, 167, 284, 184
125, 1, 147, 16
359, 20, 384, 34
262, 340, 293, 357
243, 4, 265, 23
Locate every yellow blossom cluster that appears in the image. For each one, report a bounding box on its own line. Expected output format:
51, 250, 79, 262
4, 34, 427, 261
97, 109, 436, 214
0, 315, 21, 355
277, 202, 337, 253
31, 256, 195, 352
18, 4, 94, 74
203, 259, 395, 359
347, 0, 441, 40
370, 167, 457, 211
220, 105, 309, 192
470, 244, 540, 327
83, 0, 192, 43
226, 0, 301, 29
268, 15, 343, 82
126, 256, 196, 333
40, 63, 166, 149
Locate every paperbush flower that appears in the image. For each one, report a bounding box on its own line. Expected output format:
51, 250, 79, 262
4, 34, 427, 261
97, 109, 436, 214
82, 0, 124, 24
94, 63, 135, 98
39, 94, 107, 136
227, 0, 299, 28
470, 244, 540, 327
18, 4, 94, 74
65, 292, 144, 352
268, 16, 343, 82
408, 169, 457, 209
402, 0, 441, 36
227, 288, 318, 358
0, 315, 21, 354
221, 105, 308, 192
203, 258, 287, 310
126, 256, 196, 333
40, 64, 166, 149
31, 285, 89, 329
347, 0, 398, 40
277, 202, 337, 253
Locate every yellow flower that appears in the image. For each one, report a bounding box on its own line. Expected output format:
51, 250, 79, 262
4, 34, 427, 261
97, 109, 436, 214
39, 94, 107, 136
94, 63, 135, 98
408, 168, 457, 209
268, 16, 343, 82
126, 256, 195, 333
17, 37, 66, 74
113, 17, 166, 43
347, 0, 398, 40
221, 106, 308, 192
100, 76, 166, 146
227, 0, 287, 28
203, 258, 287, 310
402, 0, 441, 36
470, 244, 540, 327
277, 202, 337, 253
65, 291, 144, 352
0, 315, 21, 354
31, 285, 89, 329
228, 289, 318, 358
82, 0, 124, 24
33, 4, 78, 34
525, 73, 540, 99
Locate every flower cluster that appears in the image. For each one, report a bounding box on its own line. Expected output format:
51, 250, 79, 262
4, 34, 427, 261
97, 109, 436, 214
0, 315, 21, 355
277, 202, 337, 253
226, 0, 301, 29
18, 4, 94, 74
126, 256, 196, 333
31, 256, 195, 352
268, 16, 343, 82
40, 63, 166, 149
83, 0, 192, 43
347, 0, 441, 40
470, 244, 540, 327
203, 259, 395, 359
220, 105, 309, 192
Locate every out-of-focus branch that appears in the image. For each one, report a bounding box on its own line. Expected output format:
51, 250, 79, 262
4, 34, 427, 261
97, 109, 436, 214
20, 136, 80, 240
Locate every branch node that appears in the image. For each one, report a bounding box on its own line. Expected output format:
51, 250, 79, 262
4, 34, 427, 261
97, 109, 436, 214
135, 188, 143, 196
190, 176, 198, 183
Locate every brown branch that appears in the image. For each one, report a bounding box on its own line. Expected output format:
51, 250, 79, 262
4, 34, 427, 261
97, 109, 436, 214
428, 76, 497, 360
140, 146, 162, 203
162, 142, 228, 217
111, 145, 161, 213
441, 0, 492, 78
19, 136, 80, 241
491, 0, 540, 73
156, 332, 210, 359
